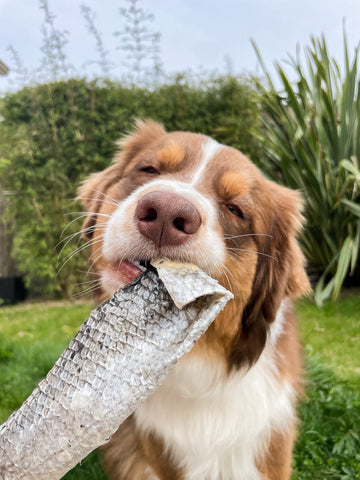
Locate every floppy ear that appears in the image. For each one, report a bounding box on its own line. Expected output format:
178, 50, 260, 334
77, 120, 166, 238
231, 183, 310, 368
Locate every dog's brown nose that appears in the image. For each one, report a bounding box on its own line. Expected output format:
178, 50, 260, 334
135, 191, 202, 247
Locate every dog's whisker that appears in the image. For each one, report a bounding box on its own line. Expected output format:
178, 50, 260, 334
57, 218, 108, 252
60, 212, 110, 239
91, 188, 120, 203
87, 242, 106, 264
61, 236, 102, 262
57, 236, 105, 274
63, 211, 112, 219
86, 257, 99, 274
73, 282, 102, 299
226, 247, 277, 262
89, 189, 122, 207
214, 263, 239, 318
77, 196, 120, 208
56, 226, 103, 253
56, 230, 107, 262
77, 269, 102, 277
220, 265, 233, 292
60, 215, 89, 237
74, 278, 102, 287
223, 233, 273, 240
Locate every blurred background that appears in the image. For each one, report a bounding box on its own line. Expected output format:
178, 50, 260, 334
0, 0, 359, 303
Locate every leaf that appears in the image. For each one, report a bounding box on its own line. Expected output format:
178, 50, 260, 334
332, 236, 353, 301
342, 199, 360, 218
314, 274, 335, 307
340, 159, 360, 181
351, 221, 360, 273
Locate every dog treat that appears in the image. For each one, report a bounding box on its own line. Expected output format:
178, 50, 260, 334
0, 260, 232, 480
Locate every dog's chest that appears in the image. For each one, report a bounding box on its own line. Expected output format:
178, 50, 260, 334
135, 348, 295, 480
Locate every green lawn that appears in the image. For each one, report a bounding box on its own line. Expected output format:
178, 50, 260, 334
297, 291, 360, 383
0, 294, 359, 479
293, 292, 360, 480
0, 301, 92, 422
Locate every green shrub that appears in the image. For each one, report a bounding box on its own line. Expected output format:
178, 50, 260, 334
253, 33, 360, 305
0, 79, 128, 298
0, 75, 260, 298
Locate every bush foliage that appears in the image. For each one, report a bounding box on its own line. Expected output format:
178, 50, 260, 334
253, 33, 360, 305
0, 75, 261, 297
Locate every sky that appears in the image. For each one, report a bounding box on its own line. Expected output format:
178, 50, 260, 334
1, 0, 360, 90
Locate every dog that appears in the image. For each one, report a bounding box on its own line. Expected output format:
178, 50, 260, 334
78, 120, 310, 480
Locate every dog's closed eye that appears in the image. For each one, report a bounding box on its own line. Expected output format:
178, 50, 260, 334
139, 166, 160, 175
226, 204, 245, 220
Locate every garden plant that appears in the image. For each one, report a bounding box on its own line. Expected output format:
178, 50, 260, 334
253, 32, 360, 305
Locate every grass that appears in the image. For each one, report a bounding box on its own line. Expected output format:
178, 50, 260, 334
0, 294, 359, 479
297, 290, 360, 382
293, 291, 360, 479
292, 355, 360, 480
0, 301, 92, 421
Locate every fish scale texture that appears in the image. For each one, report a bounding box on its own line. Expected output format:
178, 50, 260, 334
0, 264, 231, 480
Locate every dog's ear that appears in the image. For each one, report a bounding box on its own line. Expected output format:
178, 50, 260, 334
231, 182, 310, 368
77, 120, 166, 238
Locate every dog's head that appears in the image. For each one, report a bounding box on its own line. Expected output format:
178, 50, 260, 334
78, 121, 310, 367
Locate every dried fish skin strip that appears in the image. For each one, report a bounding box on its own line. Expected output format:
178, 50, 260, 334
0, 262, 232, 480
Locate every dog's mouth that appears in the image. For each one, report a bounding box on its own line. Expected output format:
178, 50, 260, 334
101, 259, 151, 293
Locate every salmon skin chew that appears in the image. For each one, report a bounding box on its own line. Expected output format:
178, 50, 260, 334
0, 260, 232, 480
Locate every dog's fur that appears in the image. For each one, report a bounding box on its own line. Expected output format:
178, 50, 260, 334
78, 121, 310, 480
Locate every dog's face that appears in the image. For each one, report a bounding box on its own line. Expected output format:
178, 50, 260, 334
79, 121, 309, 366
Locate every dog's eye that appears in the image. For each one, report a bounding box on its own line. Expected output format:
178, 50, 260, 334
140, 166, 159, 175
226, 204, 245, 219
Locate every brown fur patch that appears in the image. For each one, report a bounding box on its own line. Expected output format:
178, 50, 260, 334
218, 171, 249, 199
257, 428, 296, 480
157, 143, 185, 170
229, 178, 310, 368
103, 416, 182, 480
273, 301, 304, 392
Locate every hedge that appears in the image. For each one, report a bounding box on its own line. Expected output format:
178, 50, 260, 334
0, 75, 261, 297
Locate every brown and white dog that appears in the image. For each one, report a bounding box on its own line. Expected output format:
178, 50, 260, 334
78, 120, 310, 480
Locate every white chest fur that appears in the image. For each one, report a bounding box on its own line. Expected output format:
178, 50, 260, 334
135, 304, 295, 480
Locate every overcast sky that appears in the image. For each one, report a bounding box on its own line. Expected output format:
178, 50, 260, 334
1, 0, 360, 90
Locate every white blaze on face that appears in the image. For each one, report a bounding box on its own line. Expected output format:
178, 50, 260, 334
190, 138, 224, 186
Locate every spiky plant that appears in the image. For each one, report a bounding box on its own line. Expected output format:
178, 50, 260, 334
253, 32, 360, 305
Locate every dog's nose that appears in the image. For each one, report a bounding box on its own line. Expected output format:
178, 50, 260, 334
135, 191, 202, 247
